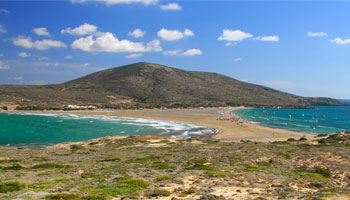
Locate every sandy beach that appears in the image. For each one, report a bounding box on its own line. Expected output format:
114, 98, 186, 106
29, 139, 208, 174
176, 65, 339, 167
47, 106, 315, 142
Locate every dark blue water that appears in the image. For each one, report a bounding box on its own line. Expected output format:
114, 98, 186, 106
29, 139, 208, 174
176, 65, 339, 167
233, 106, 350, 134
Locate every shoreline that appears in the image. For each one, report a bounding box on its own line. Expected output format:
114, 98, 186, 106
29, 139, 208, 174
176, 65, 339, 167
14, 106, 316, 143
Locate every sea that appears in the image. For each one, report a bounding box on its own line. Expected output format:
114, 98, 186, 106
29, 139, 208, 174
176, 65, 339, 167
0, 112, 216, 147
233, 106, 350, 135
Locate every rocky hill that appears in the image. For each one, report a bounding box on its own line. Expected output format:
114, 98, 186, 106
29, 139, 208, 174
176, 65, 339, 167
0, 62, 345, 109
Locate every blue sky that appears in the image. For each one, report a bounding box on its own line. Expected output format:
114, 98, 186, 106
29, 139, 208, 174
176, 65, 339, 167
0, 0, 350, 99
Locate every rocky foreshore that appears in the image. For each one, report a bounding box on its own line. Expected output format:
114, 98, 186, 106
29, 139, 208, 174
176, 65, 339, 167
0, 133, 350, 200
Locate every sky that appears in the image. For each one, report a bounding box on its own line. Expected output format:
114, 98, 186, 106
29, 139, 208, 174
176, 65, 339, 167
0, 0, 350, 99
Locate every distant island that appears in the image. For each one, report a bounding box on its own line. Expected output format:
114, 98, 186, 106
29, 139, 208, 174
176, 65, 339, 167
0, 62, 345, 111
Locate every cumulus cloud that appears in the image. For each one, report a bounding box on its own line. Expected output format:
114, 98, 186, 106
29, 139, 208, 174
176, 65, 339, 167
65, 55, 73, 59
71, 32, 162, 53
218, 29, 253, 41
180, 49, 202, 56
71, 0, 158, 6
0, 25, 7, 34
12, 36, 67, 50
128, 28, 146, 38
0, 61, 9, 70
157, 28, 194, 41
234, 57, 242, 61
255, 35, 279, 42
163, 49, 181, 56
61, 23, 98, 35
124, 53, 143, 59
18, 52, 31, 58
307, 32, 328, 37
160, 3, 181, 11
330, 37, 350, 45
33, 27, 50, 37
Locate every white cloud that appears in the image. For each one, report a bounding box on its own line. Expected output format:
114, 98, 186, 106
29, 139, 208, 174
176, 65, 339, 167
61, 23, 98, 35
39, 56, 49, 61
255, 35, 279, 42
71, 32, 162, 53
307, 32, 328, 37
33, 27, 51, 36
218, 29, 253, 41
128, 28, 146, 38
163, 49, 181, 56
13, 36, 67, 50
18, 52, 31, 58
0, 25, 7, 34
180, 49, 202, 56
125, 53, 143, 59
0, 9, 9, 14
65, 55, 73, 59
330, 37, 350, 45
225, 42, 237, 46
157, 28, 194, 41
14, 76, 23, 81
30, 80, 46, 85
184, 29, 194, 37
234, 57, 242, 61
0, 61, 9, 70
71, 0, 158, 6
160, 3, 181, 11
0, 54, 4, 58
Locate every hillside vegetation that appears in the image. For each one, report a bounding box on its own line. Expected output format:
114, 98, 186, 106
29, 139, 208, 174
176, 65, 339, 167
0, 62, 345, 109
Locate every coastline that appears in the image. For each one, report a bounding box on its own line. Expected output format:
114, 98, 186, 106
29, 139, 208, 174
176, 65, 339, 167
39, 106, 316, 142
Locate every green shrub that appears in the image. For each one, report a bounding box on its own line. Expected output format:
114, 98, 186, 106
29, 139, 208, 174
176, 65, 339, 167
0, 181, 25, 193
151, 162, 176, 170
148, 189, 171, 197
241, 163, 259, 172
31, 163, 67, 169
154, 176, 172, 182
314, 166, 331, 178
81, 177, 149, 196
81, 194, 107, 200
70, 145, 85, 150
2, 163, 25, 170
45, 193, 80, 200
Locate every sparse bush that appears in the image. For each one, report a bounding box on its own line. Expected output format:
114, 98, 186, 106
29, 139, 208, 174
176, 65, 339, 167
0, 181, 25, 193
155, 175, 172, 182
81, 194, 107, 200
148, 189, 171, 197
45, 193, 80, 200
2, 163, 25, 170
70, 144, 85, 150
31, 163, 67, 169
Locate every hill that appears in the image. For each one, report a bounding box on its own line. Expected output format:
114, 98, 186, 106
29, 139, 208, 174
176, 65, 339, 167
0, 62, 345, 110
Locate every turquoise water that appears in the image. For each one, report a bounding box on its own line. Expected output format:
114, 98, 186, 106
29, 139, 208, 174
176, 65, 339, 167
233, 106, 350, 134
0, 112, 215, 147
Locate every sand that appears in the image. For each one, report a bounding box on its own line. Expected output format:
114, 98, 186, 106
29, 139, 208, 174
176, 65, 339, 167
48, 107, 316, 142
